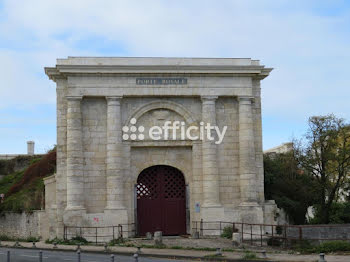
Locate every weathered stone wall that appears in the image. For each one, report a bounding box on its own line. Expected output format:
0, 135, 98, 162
286, 225, 350, 242
0, 212, 40, 239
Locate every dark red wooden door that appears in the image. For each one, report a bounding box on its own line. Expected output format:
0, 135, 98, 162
137, 165, 186, 236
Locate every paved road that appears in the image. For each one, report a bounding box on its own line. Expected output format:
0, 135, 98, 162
0, 248, 188, 262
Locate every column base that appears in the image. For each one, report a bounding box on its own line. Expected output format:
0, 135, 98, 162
63, 207, 86, 227
238, 202, 264, 224
103, 208, 129, 225
201, 205, 225, 236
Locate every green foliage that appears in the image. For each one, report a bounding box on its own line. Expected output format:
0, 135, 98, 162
316, 241, 350, 253
0, 170, 24, 196
71, 236, 88, 244
296, 240, 350, 254
264, 152, 318, 224
221, 225, 234, 239
0, 150, 56, 213
275, 225, 283, 235
0, 156, 41, 181
0, 177, 44, 213
45, 236, 88, 245
242, 251, 257, 260
267, 237, 282, 247
296, 115, 350, 224
310, 202, 350, 224
0, 235, 40, 242
108, 238, 124, 246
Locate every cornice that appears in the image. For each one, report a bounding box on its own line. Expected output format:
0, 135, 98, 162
45, 64, 273, 82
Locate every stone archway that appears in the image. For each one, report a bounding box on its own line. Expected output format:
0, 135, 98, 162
136, 165, 186, 236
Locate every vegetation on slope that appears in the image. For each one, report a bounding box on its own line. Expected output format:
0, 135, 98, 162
0, 149, 56, 213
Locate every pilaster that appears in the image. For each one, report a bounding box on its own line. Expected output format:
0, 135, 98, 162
66, 96, 85, 211
201, 96, 221, 208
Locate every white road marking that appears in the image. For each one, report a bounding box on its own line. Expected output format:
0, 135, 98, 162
20, 254, 49, 258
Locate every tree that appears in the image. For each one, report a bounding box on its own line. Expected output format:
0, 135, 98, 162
296, 114, 350, 224
264, 152, 318, 224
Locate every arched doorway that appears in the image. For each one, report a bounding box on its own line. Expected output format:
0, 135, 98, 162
136, 165, 186, 236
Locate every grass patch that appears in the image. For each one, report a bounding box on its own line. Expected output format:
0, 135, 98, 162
0, 150, 56, 213
204, 254, 225, 258
242, 251, 257, 260
0, 235, 40, 242
0, 170, 24, 196
295, 240, 350, 254
45, 236, 89, 246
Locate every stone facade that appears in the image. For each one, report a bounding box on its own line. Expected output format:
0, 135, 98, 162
44, 57, 277, 239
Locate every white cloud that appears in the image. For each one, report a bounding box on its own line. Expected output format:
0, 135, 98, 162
0, 0, 349, 151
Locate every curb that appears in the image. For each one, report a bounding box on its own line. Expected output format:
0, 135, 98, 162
0, 245, 274, 262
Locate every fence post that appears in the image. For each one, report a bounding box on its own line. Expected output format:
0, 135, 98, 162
241, 223, 244, 242
7, 250, 10, 262
200, 219, 203, 236
271, 225, 274, 240
95, 227, 98, 244
113, 226, 115, 241
284, 224, 287, 248
299, 226, 303, 243
80, 227, 82, 237
260, 225, 263, 247
250, 224, 253, 245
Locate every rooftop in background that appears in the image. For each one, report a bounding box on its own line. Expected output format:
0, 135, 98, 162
264, 142, 293, 155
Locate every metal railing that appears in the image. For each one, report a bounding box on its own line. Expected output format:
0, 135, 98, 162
64, 223, 135, 244
192, 220, 350, 247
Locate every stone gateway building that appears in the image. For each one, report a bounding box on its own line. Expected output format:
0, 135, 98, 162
44, 57, 277, 239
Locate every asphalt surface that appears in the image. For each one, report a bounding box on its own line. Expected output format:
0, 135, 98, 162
0, 248, 189, 262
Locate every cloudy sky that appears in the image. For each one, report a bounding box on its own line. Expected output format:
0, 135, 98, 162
0, 0, 349, 154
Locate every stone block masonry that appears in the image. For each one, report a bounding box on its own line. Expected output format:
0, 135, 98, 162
42, 57, 277, 240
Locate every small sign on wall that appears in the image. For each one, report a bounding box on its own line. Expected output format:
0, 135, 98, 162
195, 202, 200, 213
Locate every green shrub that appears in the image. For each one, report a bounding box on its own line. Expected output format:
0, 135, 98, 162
242, 251, 257, 260
315, 241, 350, 253
221, 225, 238, 239
294, 240, 350, 254
45, 236, 88, 245
71, 236, 88, 244
0, 235, 40, 242
108, 238, 124, 246
0, 235, 11, 241
267, 237, 283, 246
276, 225, 283, 235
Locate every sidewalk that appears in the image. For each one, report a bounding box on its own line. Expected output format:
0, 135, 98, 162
1, 241, 349, 262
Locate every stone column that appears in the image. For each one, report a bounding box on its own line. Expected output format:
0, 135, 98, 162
201, 96, 221, 207
66, 96, 85, 210
238, 97, 258, 203
105, 96, 125, 210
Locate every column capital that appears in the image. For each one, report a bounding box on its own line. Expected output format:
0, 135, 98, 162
201, 95, 218, 103
106, 96, 122, 102
66, 96, 83, 101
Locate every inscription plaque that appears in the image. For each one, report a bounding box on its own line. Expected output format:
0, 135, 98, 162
136, 77, 187, 85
